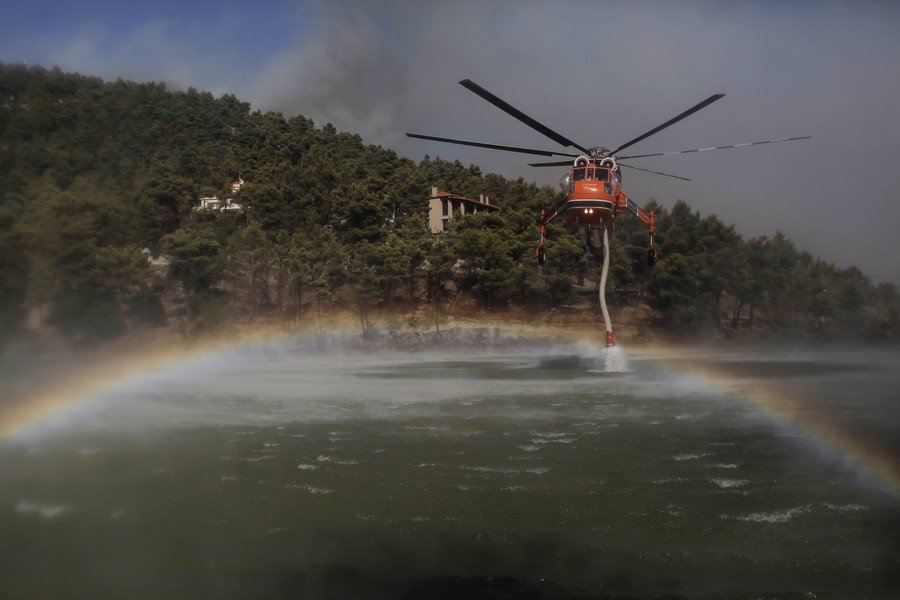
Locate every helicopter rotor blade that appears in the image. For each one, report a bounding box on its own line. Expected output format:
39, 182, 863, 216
611, 93, 726, 155
405, 133, 579, 157
618, 163, 692, 181
528, 159, 578, 167
617, 136, 812, 160
459, 79, 591, 154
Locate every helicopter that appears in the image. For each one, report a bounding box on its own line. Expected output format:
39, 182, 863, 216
407, 79, 810, 347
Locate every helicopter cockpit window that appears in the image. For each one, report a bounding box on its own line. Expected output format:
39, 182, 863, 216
573, 167, 586, 182
595, 168, 609, 182
611, 170, 621, 195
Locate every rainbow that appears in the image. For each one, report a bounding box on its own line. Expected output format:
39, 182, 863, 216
2, 334, 899, 497
635, 347, 900, 497
0, 325, 295, 444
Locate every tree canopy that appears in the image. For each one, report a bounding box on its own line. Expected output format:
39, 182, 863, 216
1, 63, 896, 346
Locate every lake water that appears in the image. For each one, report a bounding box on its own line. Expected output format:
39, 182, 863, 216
1, 341, 899, 599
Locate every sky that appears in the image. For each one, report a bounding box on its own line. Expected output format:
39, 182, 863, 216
3, 0, 900, 283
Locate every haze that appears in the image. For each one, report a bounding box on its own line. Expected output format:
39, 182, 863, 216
4, 0, 899, 283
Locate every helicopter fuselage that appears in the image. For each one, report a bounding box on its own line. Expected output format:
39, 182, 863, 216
560, 159, 622, 229
539, 156, 655, 258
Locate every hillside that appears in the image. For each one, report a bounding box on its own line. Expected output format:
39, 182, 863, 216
2, 63, 898, 350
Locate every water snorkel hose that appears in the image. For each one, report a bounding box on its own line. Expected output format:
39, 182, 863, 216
599, 227, 615, 347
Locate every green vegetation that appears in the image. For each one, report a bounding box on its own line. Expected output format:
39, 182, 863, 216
2, 63, 897, 346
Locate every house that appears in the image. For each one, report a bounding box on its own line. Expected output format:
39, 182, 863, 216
195, 177, 245, 214
197, 196, 223, 211
428, 186, 499, 232
195, 196, 243, 213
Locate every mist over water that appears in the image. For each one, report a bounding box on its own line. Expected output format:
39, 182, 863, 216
1, 342, 899, 599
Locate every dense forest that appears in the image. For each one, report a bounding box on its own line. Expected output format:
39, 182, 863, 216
1, 64, 898, 347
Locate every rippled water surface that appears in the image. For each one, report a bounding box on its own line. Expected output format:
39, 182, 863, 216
2, 343, 899, 599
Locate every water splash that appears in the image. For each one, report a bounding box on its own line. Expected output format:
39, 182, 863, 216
600, 344, 630, 372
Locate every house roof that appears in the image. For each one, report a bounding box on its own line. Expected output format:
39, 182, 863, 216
430, 190, 499, 211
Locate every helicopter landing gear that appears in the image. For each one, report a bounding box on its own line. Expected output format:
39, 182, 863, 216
578, 226, 594, 257
581, 225, 605, 261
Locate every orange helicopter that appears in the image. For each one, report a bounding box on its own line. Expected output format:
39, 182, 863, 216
407, 79, 810, 346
